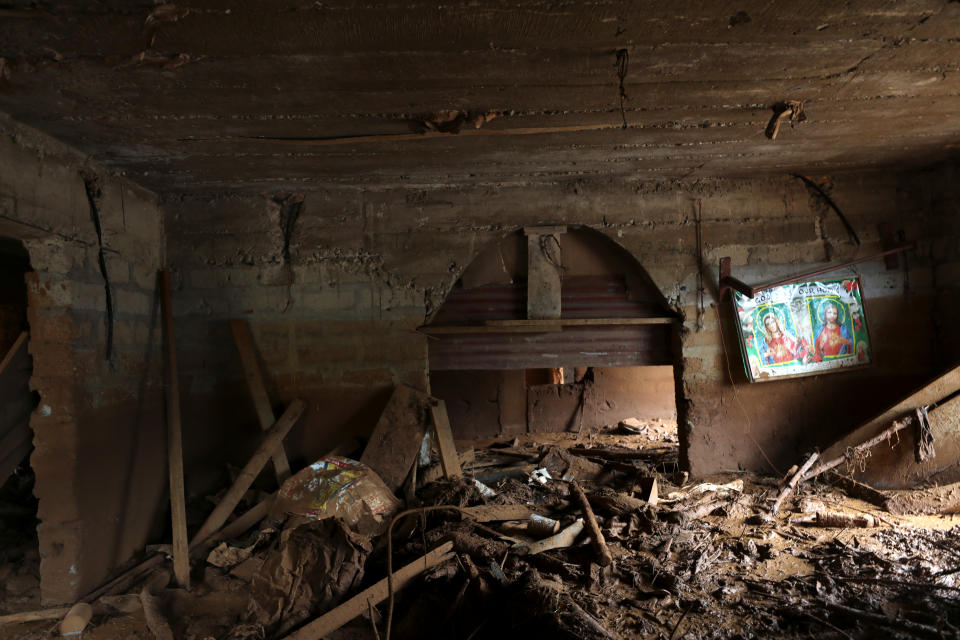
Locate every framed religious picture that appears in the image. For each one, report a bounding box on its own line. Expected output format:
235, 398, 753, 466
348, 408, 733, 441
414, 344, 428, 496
733, 276, 872, 383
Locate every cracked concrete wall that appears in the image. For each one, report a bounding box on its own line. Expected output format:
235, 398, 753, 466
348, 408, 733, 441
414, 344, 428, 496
166, 166, 955, 480
0, 114, 166, 604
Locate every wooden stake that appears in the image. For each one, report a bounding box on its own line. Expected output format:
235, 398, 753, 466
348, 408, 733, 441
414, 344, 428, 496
571, 481, 613, 566
189, 399, 305, 547
770, 451, 820, 516
521, 519, 585, 555
159, 268, 190, 589
229, 319, 291, 483
281, 542, 455, 640
429, 399, 462, 479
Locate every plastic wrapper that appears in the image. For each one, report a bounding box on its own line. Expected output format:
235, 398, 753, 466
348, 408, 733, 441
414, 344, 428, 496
273, 456, 402, 535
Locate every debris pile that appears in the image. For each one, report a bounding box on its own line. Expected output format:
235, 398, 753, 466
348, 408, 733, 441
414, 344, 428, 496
4, 386, 960, 640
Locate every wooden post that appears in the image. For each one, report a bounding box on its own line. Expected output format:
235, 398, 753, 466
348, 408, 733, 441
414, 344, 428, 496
159, 268, 190, 589
229, 319, 291, 483
189, 399, 305, 547
524, 226, 566, 320
429, 399, 462, 479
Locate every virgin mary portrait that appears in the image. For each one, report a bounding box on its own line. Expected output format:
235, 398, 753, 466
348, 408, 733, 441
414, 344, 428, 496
759, 311, 807, 365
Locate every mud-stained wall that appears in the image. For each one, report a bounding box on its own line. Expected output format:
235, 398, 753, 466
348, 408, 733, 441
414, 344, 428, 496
431, 366, 676, 439
165, 166, 956, 484
0, 115, 166, 604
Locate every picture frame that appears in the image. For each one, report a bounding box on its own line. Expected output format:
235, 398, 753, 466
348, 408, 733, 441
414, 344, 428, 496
733, 276, 872, 383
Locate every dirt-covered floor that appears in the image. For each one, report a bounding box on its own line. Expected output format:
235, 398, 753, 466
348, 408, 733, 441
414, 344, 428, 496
3, 420, 960, 640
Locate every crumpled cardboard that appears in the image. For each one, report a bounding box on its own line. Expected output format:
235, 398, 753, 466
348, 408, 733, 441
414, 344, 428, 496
244, 518, 372, 636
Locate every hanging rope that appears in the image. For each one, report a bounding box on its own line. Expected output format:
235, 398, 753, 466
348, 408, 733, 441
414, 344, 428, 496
616, 49, 629, 129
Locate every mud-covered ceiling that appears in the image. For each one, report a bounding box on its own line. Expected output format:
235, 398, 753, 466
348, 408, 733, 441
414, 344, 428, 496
1, 1, 959, 193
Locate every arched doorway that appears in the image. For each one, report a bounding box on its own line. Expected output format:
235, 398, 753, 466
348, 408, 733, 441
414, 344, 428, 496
424, 226, 682, 454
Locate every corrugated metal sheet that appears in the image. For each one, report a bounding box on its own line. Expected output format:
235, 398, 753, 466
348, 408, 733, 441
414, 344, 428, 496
431, 275, 665, 324
427, 275, 675, 370
428, 324, 673, 371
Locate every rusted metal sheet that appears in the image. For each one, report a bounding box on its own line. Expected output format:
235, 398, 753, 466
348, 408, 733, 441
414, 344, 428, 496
432, 276, 666, 325
427, 324, 672, 370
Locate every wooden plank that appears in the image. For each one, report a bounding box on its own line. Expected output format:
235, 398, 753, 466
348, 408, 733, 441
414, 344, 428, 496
281, 542, 455, 640
229, 319, 291, 483
0, 332, 33, 483
461, 504, 531, 522
159, 269, 190, 590
189, 399, 305, 547
360, 385, 431, 492
525, 229, 564, 320
430, 399, 462, 479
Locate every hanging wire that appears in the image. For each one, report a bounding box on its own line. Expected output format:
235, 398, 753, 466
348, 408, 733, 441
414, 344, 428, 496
616, 48, 629, 129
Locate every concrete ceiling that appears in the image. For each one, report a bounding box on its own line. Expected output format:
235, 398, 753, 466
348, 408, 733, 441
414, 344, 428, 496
2, 1, 959, 194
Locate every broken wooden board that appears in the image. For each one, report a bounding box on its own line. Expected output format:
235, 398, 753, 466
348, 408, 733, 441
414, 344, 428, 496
461, 504, 532, 522
281, 541, 455, 640
360, 385, 431, 492
230, 319, 291, 483
430, 399, 462, 479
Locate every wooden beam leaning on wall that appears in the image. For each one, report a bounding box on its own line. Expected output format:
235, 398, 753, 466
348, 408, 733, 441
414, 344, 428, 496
230, 319, 291, 483
429, 399, 462, 479
190, 399, 306, 547
159, 268, 190, 589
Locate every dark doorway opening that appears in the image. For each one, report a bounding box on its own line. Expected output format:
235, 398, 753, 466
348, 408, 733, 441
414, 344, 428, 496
0, 237, 40, 613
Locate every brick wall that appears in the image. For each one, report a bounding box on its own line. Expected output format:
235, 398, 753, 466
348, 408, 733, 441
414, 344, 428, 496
167, 166, 956, 480
0, 114, 166, 604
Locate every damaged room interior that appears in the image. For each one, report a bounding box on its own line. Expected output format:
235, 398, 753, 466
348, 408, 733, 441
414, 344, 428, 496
2, 2, 960, 638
